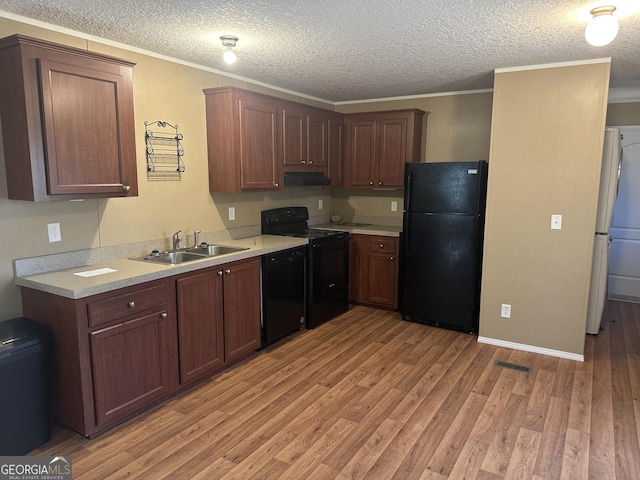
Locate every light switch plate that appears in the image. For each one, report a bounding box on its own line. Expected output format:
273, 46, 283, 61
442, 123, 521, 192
391, 201, 398, 212
228, 207, 235, 221
319, 199, 323, 210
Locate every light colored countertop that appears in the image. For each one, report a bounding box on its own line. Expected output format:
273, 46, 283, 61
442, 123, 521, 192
15, 235, 307, 299
316, 223, 402, 237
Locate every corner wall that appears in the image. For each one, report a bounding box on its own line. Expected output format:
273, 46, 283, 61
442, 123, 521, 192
479, 61, 611, 358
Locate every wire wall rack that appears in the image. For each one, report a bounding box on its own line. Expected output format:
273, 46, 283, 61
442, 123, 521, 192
145, 120, 185, 181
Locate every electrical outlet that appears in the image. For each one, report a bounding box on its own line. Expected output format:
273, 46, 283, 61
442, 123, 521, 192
501, 304, 511, 318
391, 201, 398, 212
319, 199, 323, 210
228, 207, 235, 221
47, 222, 61, 243
551, 214, 562, 230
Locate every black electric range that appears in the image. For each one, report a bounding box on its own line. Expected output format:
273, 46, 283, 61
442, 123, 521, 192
261, 207, 350, 328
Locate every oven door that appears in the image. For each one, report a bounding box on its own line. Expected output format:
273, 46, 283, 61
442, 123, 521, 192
310, 235, 350, 299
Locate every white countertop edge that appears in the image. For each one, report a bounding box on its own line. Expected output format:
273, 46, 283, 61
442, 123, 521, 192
15, 235, 307, 299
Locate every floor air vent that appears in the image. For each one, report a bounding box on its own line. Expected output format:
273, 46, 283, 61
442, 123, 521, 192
494, 360, 532, 373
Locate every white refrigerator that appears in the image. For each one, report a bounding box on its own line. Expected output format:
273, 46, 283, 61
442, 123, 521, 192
586, 127, 622, 334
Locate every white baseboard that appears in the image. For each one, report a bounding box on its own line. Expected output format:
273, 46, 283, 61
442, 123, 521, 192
477, 336, 584, 362
608, 293, 640, 304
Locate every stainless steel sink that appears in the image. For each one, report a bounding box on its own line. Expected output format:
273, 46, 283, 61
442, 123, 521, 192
132, 244, 248, 264
134, 250, 207, 264
186, 244, 248, 256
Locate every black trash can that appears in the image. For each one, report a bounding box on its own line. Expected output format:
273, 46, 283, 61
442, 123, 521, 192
0, 317, 51, 455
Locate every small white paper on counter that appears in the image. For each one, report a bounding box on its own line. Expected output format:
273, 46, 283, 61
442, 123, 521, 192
74, 268, 118, 277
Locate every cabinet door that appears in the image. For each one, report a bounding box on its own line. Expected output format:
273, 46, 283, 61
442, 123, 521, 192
38, 58, 136, 196
282, 105, 306, 166
0, 35, 138, 201
307, 111, 327, 167
368, 253, 398, 307
347, 120, 376, 186
377, 117, 408, 187
222, 258, 261, 362
90, 309, 175, 426
239, 96, 280, 190
350, 235, 399, 308
282, 105, 328, 168
176, 269, 224, 384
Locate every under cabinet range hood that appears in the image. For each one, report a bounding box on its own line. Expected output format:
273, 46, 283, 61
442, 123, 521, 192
284, 171, 332, 186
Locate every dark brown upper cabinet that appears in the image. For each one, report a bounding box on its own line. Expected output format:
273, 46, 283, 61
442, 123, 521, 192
0, 34, 138, 201
282, 103, 328, 169
204, 86, 345, 192
204, 87, 281, 193
344, 109, 425, 188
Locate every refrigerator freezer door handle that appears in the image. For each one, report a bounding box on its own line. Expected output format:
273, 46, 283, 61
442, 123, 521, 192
404, 214, 411, 252
403, 172, 412, 252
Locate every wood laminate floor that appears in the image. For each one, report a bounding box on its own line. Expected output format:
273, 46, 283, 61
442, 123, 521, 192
32, 300, 640, 479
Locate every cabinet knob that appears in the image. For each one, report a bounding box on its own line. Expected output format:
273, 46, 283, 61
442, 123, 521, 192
123, 185, 130, 192
128, 301, 135, 308
217, 270, 223, 276
273, 182, 279, 187
225, 269, 231, 274
160, 312, 168, 319
302, 160, 306, 164
369, 181, 373, 185
379, 181, 383, 186
309, 161, 313, 164
379, 244, 384, 248
390, 256, 395, 261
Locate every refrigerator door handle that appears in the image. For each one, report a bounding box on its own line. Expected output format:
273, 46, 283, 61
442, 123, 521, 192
405, 172, 413, 213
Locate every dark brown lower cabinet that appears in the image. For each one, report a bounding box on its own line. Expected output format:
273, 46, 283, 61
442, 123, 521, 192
20, 256, 262, 438
350, 234, 399, 309
177, 269, 225, 383
21, 279, 179, 438
176, 257, 260, 385
90, 310, 177, 426
221, 258, 261, 362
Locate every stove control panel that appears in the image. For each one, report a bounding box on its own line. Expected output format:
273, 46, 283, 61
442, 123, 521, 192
261, 207, 309, 227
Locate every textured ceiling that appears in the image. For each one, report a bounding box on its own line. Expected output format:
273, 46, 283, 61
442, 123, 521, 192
1, 1, 639, 102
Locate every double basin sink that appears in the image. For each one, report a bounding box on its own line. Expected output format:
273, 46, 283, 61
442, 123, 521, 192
133, 244, 248, 265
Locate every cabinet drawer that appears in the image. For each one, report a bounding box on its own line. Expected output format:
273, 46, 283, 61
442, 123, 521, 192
88, 282, 166, 328
368, 238, 397, 254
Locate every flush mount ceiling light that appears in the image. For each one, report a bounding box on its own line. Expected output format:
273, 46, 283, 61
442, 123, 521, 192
585, 6, 619, 46
220, 35, 239, 64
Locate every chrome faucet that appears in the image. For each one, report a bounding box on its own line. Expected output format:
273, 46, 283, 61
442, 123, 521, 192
194, 229, 201, 248
172, 230, 182, 250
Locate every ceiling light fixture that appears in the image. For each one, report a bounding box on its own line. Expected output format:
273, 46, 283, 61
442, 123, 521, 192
585, 6, 619, 46
220, 35, 238, 64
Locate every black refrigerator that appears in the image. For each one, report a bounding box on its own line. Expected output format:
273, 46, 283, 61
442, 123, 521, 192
399, 161, 488, 334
